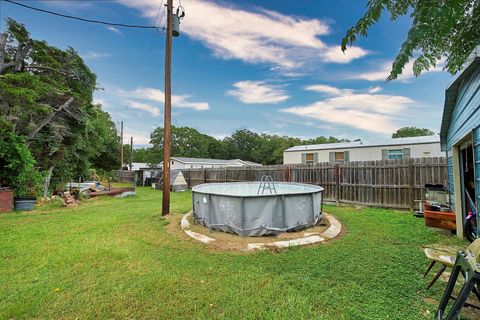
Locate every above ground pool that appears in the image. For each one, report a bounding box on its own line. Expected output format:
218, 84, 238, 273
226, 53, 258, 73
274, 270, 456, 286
192, 182, 324, 236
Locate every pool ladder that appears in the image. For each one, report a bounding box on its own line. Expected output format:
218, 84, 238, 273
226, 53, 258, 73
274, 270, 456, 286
257, 175, 277, 195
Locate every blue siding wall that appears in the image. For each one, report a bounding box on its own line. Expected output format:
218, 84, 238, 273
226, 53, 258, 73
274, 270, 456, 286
446, 67, 480, 212
475, 127, 480, 208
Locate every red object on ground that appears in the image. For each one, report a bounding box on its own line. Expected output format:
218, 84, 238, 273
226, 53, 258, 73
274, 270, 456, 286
424, 201, 456, 231
0, 188, 14, 212
89, 187, 135, 197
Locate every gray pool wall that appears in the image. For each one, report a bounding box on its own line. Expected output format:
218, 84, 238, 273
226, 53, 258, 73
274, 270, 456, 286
192, 182, 324, 237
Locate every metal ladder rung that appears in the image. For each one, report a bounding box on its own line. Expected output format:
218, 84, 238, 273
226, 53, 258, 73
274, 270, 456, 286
257, 175, 277, 195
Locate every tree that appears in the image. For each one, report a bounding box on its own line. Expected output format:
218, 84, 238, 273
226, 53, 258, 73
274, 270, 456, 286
392, 127, 434, 138
305, 136, 347, 145
342, 1, 480, 80
0, 122, 42, 196
0, 19, 120, 190
223, 129, 260, 162
150, 126, 223, 160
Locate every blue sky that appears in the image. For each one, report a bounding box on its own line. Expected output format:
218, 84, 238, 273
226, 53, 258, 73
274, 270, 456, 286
2, 0, 454, 146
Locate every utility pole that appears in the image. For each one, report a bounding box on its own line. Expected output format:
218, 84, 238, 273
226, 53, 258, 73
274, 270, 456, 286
120, 121, 124, 170
162, 0, 173, 216
129, 136, 133, 171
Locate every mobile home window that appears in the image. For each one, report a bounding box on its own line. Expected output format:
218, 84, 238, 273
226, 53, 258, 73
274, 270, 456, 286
335, 152, 344, 162
388, 149, 403, 160
329, 151, 349, 162
305, 153, 314, 164
301, 152, 318, 164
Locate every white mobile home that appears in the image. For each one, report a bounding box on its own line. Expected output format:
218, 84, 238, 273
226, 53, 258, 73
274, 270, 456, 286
283, 136, 443, 164
160, 157, 262, 170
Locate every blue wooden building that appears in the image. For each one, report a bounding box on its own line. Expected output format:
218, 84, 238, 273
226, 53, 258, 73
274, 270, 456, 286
440, 48, 480, 238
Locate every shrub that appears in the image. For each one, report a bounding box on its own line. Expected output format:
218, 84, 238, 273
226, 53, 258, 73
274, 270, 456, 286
0, 128, 42, 196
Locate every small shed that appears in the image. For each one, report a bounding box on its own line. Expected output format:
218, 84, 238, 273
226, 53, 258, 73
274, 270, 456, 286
170, 170, 188, 192
440, 47, 480, 238
153, 170, 187, 192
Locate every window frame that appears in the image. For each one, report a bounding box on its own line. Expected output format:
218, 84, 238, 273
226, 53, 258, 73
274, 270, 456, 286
334, 151, 345, 162
305, 153, 315, 164
388, 149, 403, 160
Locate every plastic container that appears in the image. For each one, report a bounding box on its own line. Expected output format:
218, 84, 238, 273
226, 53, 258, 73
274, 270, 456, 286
14, 196, 36, 211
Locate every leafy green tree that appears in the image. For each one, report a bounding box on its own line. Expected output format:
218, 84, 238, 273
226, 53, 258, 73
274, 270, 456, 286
0, 19, 120, 190
305, 136, 347, 145
250, 134, 302, 165
223, 129, 260, 162
150, 126, 222, 160
392, 127, 435, 138
0, 124, 42, 196
342, 1, 480, 79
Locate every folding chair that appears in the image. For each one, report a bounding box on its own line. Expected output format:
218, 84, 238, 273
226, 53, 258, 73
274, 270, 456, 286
435, 239, 480, 319
424, 247, 458, 289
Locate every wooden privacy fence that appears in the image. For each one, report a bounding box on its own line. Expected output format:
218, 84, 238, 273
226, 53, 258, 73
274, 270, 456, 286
181, 157, 447, 210
115, 170, 135, 183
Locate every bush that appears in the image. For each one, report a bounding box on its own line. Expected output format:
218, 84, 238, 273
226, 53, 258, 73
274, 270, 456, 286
0, 128, 42, 196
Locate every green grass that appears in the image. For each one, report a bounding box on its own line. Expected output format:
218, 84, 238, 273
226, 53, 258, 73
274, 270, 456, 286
0, 187, 469, 319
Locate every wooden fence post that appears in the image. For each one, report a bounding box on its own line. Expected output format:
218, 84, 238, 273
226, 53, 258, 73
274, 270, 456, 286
408, 159, 414, 212
334, 163, 340, 206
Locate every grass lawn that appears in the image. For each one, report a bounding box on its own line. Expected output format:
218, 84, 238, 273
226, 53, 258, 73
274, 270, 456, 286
0, 187, 470, 319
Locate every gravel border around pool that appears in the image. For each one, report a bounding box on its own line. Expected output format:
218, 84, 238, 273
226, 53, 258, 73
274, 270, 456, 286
180, 211, 342, 251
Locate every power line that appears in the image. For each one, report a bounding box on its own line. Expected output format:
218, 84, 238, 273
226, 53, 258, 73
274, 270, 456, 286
154, 0, 167, 36
153, 0, 164, 28
4, 0, 164, 30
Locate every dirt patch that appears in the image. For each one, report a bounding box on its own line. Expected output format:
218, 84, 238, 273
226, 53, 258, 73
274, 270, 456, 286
167, 212, 343, 253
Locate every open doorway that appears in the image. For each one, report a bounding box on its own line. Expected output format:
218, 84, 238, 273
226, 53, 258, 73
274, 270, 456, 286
460, 142, 478, 241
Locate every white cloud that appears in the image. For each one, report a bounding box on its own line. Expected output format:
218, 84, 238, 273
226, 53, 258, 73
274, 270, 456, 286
227, 81, 289, 104
106, 26, 122, 35
367, 86, 382, 93
304, 84, 353, 96
127, 100, 161, 117
281, 85, 416, 134
83, 51, 111, 59
322, 46, 369, 64
126, 87, 209, 111
118, 0, 368, 70
348, 60, 444, 82
122, 130, 151, 145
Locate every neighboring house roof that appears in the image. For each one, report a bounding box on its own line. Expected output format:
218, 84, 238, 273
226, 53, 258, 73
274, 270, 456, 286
242, 160, 263, 166
284, 135, 440, 152
440, 48, 480, 148
129, 162, 161, 170
169, 157, 262, 166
